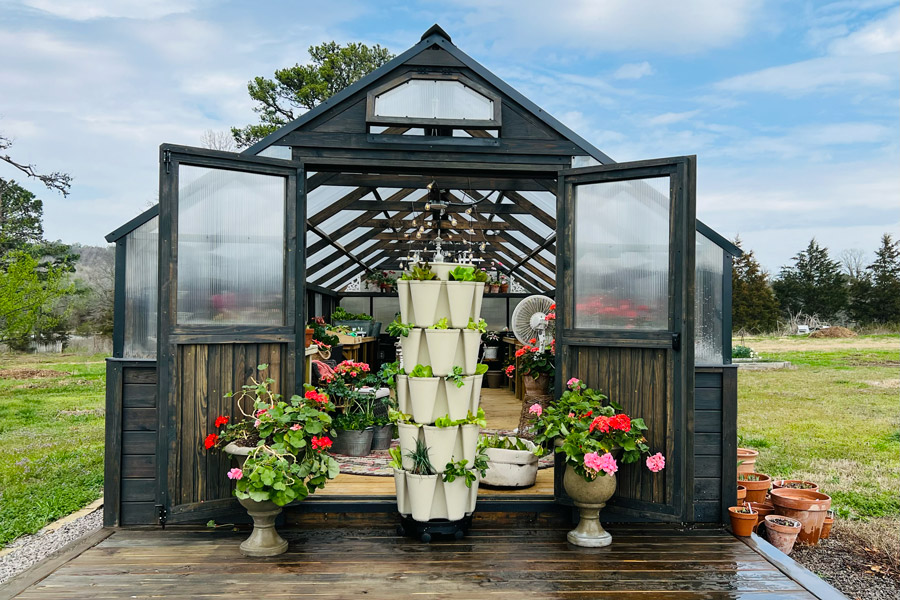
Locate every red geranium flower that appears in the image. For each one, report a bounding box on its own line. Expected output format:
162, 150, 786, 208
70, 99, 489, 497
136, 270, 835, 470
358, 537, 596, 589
204, 433, 218, 449
589, 416, 610, 433
214, 415, 229, 428
311, 436, 332, 452
610, 414, 631, 431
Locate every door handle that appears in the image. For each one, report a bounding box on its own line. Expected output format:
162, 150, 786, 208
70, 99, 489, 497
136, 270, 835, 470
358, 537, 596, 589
671, 333, 681, 351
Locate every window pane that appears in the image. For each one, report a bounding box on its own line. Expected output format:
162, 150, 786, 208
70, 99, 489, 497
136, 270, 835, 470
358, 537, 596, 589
177, 166, 285, 325
481, 297, 507, 331
124, 216, 159, 357
372, 296, 399, 326
574, 177, 669, 330
374, 80, 493, 121
695, 233, 724, 364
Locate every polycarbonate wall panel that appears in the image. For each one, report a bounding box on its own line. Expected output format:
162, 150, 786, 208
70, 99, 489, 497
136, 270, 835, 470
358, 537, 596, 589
374, 80, 493, 120
481, 297, 508, 331
573, 177, 670, 330
695, 233, 724, 364
338, 297, 369, 318
372, 297, 399, 326
123, 217, 159, 358
176, 166, 285, 325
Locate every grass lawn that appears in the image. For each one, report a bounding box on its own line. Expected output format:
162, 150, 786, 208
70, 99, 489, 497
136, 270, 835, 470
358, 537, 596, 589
0, 353, 106, 548
736, 334, 899, 520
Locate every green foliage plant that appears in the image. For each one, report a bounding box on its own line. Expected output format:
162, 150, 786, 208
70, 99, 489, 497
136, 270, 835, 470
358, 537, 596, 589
205, 367, 339, 506
406, 438, 436, 475
472, 269, 490, 283
388, 446, 403, 470
732, 345, 754, 359
448, 266, 476, 281
466, 318, 487, 332
475, 363, 489, 375
442, 459, 477, 487
445, 366, 466, 388
386, 316, 415, 337
330, 306, 372, 321
409, 364, 434, 378
0, 250, 74, 346
429, 317, 450, 330
400, 264, 437, 281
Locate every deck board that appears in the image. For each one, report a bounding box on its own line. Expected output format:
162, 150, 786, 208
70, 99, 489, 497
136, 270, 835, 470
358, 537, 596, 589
11, 526, 820, 600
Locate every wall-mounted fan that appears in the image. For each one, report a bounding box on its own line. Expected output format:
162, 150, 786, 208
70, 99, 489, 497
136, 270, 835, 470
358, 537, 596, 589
511, 295, 555, 347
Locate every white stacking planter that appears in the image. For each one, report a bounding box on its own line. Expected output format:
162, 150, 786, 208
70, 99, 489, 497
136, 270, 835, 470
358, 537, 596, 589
480, 437, 540, 488
395, 269, 486, 524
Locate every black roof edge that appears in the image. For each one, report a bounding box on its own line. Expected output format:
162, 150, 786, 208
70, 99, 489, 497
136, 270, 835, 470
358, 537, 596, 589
105, 204, 159, 243
242, 25, 614, 165
697, 219, 742, 257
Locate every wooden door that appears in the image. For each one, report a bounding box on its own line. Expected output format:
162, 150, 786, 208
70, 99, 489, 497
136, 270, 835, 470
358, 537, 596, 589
556, 157, 696, 521
156, 145, 305, 524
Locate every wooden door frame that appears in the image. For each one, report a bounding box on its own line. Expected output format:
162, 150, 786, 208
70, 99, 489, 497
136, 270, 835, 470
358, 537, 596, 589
554, 156, 696, 521
155, 144, 304, 522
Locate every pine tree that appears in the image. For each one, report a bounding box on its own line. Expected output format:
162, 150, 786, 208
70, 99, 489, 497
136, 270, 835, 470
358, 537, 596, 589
772, 238, 848, 321
850, 234, 900, 324
731, 237, 779, 333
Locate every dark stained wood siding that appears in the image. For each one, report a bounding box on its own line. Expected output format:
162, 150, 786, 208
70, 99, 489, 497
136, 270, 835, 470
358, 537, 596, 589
168, 343, 287, 518
104, 359, 159, 526
693, 366, 738, 523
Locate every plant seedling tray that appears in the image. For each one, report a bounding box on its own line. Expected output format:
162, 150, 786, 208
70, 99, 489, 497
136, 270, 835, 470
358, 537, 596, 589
397, 515, 473, 543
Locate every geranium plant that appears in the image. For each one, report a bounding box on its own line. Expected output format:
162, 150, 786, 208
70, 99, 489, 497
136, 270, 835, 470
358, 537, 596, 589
204, 366, 340, 506
529, 377, 665, 482
506, 338, 555, 387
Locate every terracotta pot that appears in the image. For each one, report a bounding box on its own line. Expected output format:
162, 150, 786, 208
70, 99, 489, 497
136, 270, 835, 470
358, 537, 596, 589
820, 510, 834, 539
737, 447, 759, 474
764, 515, 802, 555
489, 284, 500, 294
305, 328, 314, 348
522, 373, 551, 396
499, 283, 509, 293
770, 488, 831, 546
738, 472, 771, 504
736, 485, 747, 503
772, 479, 819, 492
728, 506, 756, 537
563, 464, 617, 547
749, 502, 775, 532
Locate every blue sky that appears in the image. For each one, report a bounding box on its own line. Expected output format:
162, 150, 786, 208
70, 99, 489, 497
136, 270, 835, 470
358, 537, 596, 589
0, 0, 897, 273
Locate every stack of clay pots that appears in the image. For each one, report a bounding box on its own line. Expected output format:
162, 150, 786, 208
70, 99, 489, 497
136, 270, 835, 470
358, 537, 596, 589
394, 263, 486, 522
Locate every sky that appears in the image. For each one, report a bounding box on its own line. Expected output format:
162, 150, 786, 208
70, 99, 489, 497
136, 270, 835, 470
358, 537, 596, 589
0, 0, 897, 274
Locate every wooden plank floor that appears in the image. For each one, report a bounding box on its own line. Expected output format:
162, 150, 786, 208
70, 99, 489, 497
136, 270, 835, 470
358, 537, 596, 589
11, 526, 821, 599
323, 387, 555, 497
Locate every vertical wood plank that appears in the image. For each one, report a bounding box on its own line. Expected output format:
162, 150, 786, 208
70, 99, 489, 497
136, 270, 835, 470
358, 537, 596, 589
103, 361, 123, 527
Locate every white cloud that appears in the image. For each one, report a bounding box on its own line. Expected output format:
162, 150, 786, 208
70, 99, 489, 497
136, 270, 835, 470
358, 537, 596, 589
714, 53, 896, 95
828, 7, 900, 54
21, 0, 199, 21
614, 61, 654, 80
648, 110, 700, 126
451, 0, 764, 54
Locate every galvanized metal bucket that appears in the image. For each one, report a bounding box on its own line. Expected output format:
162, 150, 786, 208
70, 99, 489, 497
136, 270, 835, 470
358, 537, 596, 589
332, 427, 375, 457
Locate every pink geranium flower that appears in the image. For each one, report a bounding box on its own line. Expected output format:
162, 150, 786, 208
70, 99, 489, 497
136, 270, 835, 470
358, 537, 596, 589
254, 419, 261, 428
567, 377, 580, 389
528, 403, 543, 416
290, 424, 302, 431
583, 452, 603, 473
227, 468, 243, 480
596, 452, 618, 475
646, 452, 666, 473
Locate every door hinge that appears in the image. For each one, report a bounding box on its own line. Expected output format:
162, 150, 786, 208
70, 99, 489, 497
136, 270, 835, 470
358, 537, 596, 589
671, 332, 681, 351
162, 149, 172, 174
156, 504, 168, 528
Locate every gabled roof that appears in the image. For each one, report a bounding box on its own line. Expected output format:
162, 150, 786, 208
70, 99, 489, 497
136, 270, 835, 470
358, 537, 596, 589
242, 24, 614, 164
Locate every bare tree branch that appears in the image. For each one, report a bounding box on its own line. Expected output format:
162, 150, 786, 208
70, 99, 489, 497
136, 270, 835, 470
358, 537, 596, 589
200, 129, 236, 152
0, 133, 72, 196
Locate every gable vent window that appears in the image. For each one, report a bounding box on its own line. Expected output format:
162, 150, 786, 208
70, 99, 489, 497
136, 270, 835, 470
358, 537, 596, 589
367, 74, 501, 133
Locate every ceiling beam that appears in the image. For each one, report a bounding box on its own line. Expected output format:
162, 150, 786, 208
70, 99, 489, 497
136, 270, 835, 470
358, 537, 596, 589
317, 173, 554, 192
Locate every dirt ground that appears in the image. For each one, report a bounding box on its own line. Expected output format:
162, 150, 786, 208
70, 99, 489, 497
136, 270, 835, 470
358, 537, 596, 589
735, 335, 898, 353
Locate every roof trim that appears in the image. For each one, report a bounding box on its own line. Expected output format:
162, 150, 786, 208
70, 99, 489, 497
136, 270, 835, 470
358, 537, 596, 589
697, 219, 742, 257
105, 204, 159, 243
242, 25, 613, 164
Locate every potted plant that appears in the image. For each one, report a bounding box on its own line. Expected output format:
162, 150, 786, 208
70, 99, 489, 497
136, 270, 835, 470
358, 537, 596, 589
738, 472, 771, 504
820, 509, 835, 539
737, 485, 747, 503
407, 364, 444, 424
446, 266, 481, 328
499, 275, 509, 293
424, 318, 462, 376
320, 360, 378, 456
482, 330, 500, 360
479, 434, 542, 488
764, 515, 802, 554
488, 277, 500, 294
728, 504, 756, 537
204, 366, 339, 556
770, 488, 832, 546
330, 307, 374, 336
400, 264, 441, 327
507, 338, 554, 396
772, 479, 819, 491
536, 378, 665, 547
748, 501, 775, 532
404, 438, 440, 522
737, 447, 759, 474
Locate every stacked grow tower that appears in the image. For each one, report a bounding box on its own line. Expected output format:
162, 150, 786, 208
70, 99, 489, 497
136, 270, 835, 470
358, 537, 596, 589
394, 264, 485, 526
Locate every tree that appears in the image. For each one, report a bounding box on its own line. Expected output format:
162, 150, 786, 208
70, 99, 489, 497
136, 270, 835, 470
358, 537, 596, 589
200, 130, 235, 152
839, 248, 867, 281
731, 237, 779, 333
849, 234, 900, 324
0, 251, 73, 347
0, 178, 43, 254
772, 238, 848, 321
1, 133, 72, 196
232, 41, 394, 148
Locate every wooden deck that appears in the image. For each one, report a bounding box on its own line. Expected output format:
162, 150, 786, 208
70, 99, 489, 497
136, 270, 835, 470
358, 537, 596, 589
5, 524, 840, 599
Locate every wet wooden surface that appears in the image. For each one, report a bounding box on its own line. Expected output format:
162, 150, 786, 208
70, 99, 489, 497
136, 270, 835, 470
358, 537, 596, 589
12, 526, 819, 599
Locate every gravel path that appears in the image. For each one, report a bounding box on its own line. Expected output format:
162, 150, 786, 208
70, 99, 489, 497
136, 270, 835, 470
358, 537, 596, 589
790, 532, 900, 600
0, 508, 102, 585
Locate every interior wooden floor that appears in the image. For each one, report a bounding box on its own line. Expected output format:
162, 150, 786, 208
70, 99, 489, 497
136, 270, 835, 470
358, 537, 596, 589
8, 526, 825, 599
324, 386, 555, 498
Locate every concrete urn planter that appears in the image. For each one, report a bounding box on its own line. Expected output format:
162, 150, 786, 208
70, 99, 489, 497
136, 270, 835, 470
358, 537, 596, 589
481, 437, 539, 488
224, 443, 289, 557
562, 464, 617, 547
